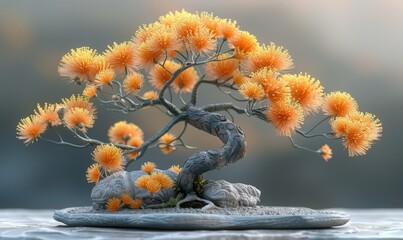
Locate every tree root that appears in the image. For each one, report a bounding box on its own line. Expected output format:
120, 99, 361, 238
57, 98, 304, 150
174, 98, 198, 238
175, 193, 218, 210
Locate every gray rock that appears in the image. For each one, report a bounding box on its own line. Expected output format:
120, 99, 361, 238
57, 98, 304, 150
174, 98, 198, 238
202, 180, 261, 207
91, 169, 178, 206
90, 170, 262, 208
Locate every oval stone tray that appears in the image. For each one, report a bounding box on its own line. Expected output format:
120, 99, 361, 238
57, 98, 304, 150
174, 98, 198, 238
54, 206, 349, 230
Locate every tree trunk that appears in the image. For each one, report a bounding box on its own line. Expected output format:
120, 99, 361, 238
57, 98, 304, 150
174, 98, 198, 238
177, 105, 247, 193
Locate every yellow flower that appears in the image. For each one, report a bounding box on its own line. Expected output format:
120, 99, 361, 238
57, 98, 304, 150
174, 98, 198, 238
34, 103, 62, 126
282, 73, 323, 114
17, 115, 47, 144
123, 72, 144, 94
205, 53, 239, 80
267, 101, 304, 136
106, 197, 121, 212
159, 133, 176, 154
322, 91, 358, 117
63, 107, 94, 132
92, 144, 125, 172
141, 161, 156, 174
108, 121, 143, 144
104, 42, 136, 74
143, 91, 159, 99
243, 43, 293, 73
82, 85, 97, 98
320, 144, 332, 161
58, 47, 97, 81
86, 163, 101, 183
129, 198, 143, 209
169, 165, 182, 174
95, 69, 115, 86
239, 82, 265, 100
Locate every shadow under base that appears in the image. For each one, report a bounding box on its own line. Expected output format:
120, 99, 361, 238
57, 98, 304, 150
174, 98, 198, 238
53, 206, 349, 229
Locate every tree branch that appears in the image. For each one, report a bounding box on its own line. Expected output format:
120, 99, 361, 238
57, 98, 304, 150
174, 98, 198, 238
125, 112, 188, 166
190, 79, 238, 105
202, 102, 270, 123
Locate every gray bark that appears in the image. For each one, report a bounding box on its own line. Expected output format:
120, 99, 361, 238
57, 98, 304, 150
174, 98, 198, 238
177, 105, 247, 193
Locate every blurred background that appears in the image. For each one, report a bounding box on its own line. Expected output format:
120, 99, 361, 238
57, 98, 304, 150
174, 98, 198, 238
1, 0, 402, 209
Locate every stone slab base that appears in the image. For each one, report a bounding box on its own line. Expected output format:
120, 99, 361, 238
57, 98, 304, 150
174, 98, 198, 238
54, 206, 349, 230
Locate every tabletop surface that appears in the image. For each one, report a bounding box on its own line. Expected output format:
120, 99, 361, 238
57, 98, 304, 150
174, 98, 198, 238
0, 208, 402, 239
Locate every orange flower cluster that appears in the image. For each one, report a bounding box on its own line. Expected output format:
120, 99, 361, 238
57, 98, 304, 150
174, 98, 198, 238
205, 53, 239, 80
18, 10, 384, 189
149, 60, 198, 93
92, 144, 125, 173
104, 42, 137, 74
82, 85, 97, 98
108, 121, 143, 144
142, 91, 158, 99
141, 161, 156, 174
95, 69, 115, 86
17, 95, 97, 144
159, 133, 176, 154
55, 10, 301, 104
169, 165, 182, 174
283, 73, 323, 114
62, 95, 96, 114
16, 115, 47, 144
135, 162, 174, 194
267, 102, 304, 136
108, 121, 144, 159
238, 68, 321, 137
58, 47, 99, 82
106, 197, 121, 212
331, 112, 382, 156
86, 163, 102, 183
102, 163, 180, 210
320, 144, 333, 161
243, 43, 293, 73
120, 193, 143, 209
62, 95, 96, 132
322, 92, 358, 117
123, 72, 144, 94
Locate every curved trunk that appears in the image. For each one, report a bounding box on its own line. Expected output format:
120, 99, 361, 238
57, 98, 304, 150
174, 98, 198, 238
177, 105, 247, 193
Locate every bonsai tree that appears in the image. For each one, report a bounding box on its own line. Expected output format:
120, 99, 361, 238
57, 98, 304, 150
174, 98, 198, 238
17, 10, 382, 211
